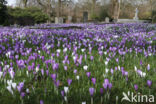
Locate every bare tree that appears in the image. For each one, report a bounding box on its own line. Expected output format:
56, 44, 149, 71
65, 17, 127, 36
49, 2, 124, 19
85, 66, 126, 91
111, 0, 120, 22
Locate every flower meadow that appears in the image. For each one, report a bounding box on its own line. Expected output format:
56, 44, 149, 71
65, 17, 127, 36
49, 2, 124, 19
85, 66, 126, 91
0, 23, 156, 104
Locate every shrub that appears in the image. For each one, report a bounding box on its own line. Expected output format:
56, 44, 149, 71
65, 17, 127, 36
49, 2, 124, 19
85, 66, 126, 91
0, 0, 8, 25
7, 7, 49, 25
152, 10, 156, 23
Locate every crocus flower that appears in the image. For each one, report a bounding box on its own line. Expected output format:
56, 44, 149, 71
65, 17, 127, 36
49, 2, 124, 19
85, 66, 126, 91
17, 82, 24, 92
9, 69, 15, 79
67, 79, 72, 86
108, 83, 112, 90
0, 71, 3, 78
86, 72, 91, 78
54, 80, 60, 87
147, 80, 152, 87
90, 56, 94, 60
76, 75, 80, 80
20, 92, 25, 98
83, 65, 88, 71
100, 88, 103, 95
89, 87, 95, 96
53, 63, 59, 71
64, 86, 69, 94
41, 69, 44, 76
11, 83, 17, 90
61, 90, 65, 97
51, 74, 57, 81
147, 64, 150, 71
40, 100, 44, 104
64, 66, 67, 71
82, 102, 86, 104
73, 69, 77, 74
16, 60, 25, 68
91, 78, 96, 85
134, 84, 138, 91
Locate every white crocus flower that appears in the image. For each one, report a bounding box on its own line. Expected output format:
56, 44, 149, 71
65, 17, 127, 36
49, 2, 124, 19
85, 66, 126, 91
81, 49, 85, 52
9, 70, 14, 79
11, 83, 17, 90
64, 86, 69, 94
105, 61, 108, 66
7, 86, 13, 94
35, 67, 39, 72
57, 49, 61, 53
83, 65, 88, 71
104, 51, 107, 55
118, 66, 120, 71
0, 71, 3, 79
7, 80, 12, 86
64, 96, 67, 101
26, 88, 29, 93
134, 66, 137, 71
76, 75, 80, 80
141, 72, 146, 77
105, 68, 109, 73
82, 102, 86, 104
63, 48, 68, 53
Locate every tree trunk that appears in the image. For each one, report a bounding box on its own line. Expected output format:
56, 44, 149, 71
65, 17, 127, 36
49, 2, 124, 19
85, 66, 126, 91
57, 0, 61, 17
92, 0, 96, 16
113, 0, 120, 22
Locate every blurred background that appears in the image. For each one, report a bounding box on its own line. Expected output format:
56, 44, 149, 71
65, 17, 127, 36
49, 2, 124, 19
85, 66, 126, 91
0, 0, 156, 25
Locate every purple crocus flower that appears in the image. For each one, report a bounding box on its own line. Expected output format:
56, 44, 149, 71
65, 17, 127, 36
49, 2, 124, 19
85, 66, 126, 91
51, 74, 57, 81
147, 80, 152, 87
41, 69, 44, 76
86, 72, 91, 78
64, 66, 67, 71
140, 60, 143, 65
61, 90, 65, 97
73, 69, 77, 74
46, 70, 49, 75
91, 78, 96, 85
40, 100, 44, 104
17, 59, 25, 68
54, 80, 60, 87
108, 83, 112, 90
147, 64, 150, 71
103, 79, 110, 90
17, 82, 24, 92
104, 79, 109, 84
89, 87, 95, 96
111, 68, 114, 74
67, 79, 72, 86
134, 84, 138, 91
90, 56, 94, 61
53, 63, 59, 71
100, 88, 103, 95
20, 92, 25, 98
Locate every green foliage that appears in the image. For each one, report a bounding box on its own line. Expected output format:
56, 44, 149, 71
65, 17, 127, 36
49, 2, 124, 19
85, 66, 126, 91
152, 11, 156, 23
7, 7, 49, 25
0, 0, 8, 25
90, 13, 99, 20
90, 8, 112, 21
99, 8, 111, 21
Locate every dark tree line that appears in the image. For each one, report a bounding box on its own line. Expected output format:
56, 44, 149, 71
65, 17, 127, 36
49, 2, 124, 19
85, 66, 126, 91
0, 0, 7, 25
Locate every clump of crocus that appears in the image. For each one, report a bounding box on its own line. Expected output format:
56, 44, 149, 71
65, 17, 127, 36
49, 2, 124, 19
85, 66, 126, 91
103, 79, 112, 90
